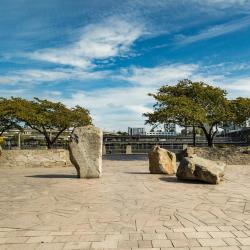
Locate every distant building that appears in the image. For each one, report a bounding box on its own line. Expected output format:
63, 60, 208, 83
246, 119, 250, 127
223, 122, 242, 134
146, 131, 176, 136
164, 123, 176, 136
128, 127, 146, 136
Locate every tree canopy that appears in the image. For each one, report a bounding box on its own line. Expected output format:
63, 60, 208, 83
0, 97, 92, 148
229, 97, 250, 127
144, 79, 249, 147
0, 98, 22, 136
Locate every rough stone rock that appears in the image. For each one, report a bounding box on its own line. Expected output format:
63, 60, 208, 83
176, 155, 225, 184
176, 146, 195, 161
69, 125, 102, 178
0, 149, 71, 168
148, 146, 176, 174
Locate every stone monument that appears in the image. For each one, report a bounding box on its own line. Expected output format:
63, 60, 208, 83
69, 125, 102, 178
176, 152, 225, 184
148, 145, 176, 174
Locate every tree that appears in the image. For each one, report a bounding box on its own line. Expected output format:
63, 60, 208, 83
11, 97, 92, 149
230, 97, 250, 127
144, 79, 231, 147
0, 98, 22, 136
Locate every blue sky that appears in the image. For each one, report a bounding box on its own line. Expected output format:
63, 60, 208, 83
1, 0, 250, 131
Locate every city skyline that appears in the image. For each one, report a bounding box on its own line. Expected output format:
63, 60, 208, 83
1, 0, 250, 131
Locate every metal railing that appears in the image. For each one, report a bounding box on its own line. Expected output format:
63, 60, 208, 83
2, 135, 248, 154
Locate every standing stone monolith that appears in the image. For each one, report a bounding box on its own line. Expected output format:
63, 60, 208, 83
148, 145, 176, 174
69, 125, 102, 178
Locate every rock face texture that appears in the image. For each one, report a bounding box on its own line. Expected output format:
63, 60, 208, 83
176, 146, 195, 161
148, 146, 176, 174
177, 155, 225, 184
0, 149, 71, 168
69, 125, 102, 178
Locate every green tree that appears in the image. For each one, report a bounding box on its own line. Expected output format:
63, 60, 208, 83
0, 98, 22, 136
144, 79, 230, 147
11, 97, 92, 149
230, 97, 250, 127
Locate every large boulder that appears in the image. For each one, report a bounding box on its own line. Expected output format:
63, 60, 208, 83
176, 155, 225, 184
69, 125, 102, 178
148, 146, 176, 174
176, 146, 195, 161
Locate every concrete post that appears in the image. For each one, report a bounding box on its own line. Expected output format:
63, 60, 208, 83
126, 145, 132, 154
102, 145, 106, 155
18, 132, 21, 149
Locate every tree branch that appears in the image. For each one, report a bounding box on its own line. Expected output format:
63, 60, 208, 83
51, 127, 67, 144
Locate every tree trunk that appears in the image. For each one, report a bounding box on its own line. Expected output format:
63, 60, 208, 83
42, 127, 53, 149
200, 126, 215, 148
44, 134, 53, 149
44, 127, 67, 149
46, 140, 53, 149
206, 134, 214, 147
192, 125, 196, 147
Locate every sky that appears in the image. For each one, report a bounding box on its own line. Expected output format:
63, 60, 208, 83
0, 0, 250, 131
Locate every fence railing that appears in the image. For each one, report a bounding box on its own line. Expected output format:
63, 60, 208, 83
2, 135, 248, 154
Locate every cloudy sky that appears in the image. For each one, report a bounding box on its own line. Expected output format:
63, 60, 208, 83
1, 0, 250, 131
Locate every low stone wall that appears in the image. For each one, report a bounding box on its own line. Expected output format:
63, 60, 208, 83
0, 149, 72, 168
194, 147, 250, 165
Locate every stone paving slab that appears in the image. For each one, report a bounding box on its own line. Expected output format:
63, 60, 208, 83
0, 158, 250, 249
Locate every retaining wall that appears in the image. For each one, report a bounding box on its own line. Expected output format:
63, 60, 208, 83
0, 149, 72, 168
195, 147, 250, 165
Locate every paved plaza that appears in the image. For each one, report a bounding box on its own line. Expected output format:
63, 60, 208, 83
0, 156, 250, 249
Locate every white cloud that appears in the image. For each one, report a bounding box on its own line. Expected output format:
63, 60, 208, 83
1, 61, 249, 131
28, 18, 144, 68
221, 77, 250, 97
55, 62, 250, 131
0, 77, 12, 84
0, 89, 27, 97
119, 64, 199, 87
58, 86, 153, 131
19, 69, 69, 82
176, 16, 250, 45
0, 68, 109, 85
56, 63, 225, 131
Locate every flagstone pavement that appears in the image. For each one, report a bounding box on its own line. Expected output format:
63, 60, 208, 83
0, 157, 250, 250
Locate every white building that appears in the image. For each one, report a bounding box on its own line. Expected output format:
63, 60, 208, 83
164, 123, 176, 136
146, 131, 176, 136
246, 119, 250, 127
128, 127, 146, 136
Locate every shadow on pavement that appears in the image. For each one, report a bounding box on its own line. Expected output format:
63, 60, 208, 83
159, 177, 210, 185
124, 171, 150, 174
26, 174, 77, 179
